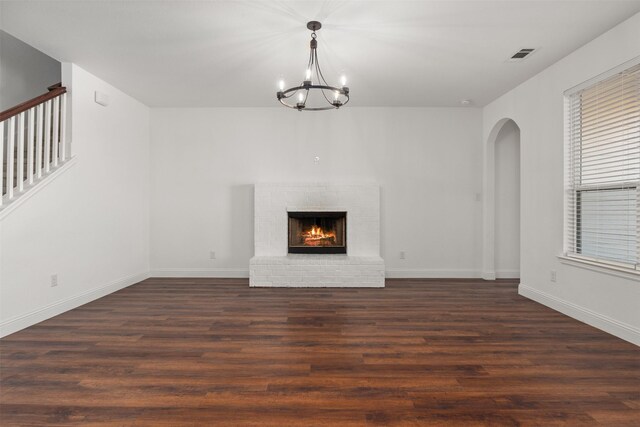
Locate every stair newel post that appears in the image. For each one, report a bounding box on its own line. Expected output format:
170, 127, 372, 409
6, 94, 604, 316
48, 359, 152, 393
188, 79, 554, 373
7, 116, 15, 200
43, 100, 51, 173
52, 97, 59, 167
27, 107, 35, 185
17, 112, 25, 193
60, 93, 67, 161
36, 103, 43, 179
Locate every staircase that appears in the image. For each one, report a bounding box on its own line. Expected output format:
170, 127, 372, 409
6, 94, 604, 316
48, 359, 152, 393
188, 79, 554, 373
1, 84, 69, 212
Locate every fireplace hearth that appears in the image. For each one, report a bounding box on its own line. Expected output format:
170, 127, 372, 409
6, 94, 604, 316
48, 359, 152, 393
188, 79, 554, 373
288, 211, 346, 254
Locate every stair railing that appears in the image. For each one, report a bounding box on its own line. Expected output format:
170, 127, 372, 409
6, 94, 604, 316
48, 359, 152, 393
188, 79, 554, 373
0, 84, 68, 208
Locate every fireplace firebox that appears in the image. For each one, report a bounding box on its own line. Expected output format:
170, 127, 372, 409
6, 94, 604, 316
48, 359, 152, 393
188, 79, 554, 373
288, 211, 346, 254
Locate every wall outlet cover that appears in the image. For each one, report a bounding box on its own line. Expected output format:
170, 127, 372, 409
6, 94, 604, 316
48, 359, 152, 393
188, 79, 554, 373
94, 91, 109, 106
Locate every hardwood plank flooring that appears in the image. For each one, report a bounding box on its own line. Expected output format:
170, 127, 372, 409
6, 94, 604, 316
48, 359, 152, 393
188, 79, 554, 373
1, 278, 638, 426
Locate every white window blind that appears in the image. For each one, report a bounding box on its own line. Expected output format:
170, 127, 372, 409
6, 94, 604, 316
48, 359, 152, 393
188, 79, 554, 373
566, 61, 640, 270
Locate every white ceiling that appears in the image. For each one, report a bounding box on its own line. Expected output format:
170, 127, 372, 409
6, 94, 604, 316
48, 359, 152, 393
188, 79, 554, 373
1, 0, 639, 107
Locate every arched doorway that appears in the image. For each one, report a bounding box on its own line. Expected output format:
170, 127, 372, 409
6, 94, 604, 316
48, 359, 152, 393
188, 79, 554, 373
494, 120, 520, 278
482, 118, 521, 280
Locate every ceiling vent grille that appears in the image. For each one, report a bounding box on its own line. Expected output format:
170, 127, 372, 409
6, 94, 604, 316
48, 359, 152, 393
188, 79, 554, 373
509, 48, 536, 61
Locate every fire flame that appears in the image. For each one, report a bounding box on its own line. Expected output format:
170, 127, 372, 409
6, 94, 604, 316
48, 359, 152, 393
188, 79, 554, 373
301, 225, 336, 246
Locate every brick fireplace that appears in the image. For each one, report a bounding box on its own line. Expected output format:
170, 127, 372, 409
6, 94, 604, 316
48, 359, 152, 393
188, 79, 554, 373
249, 183, 385, 287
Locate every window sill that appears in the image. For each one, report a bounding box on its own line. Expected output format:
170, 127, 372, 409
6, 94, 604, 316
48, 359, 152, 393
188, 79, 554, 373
558, 255, 639, 281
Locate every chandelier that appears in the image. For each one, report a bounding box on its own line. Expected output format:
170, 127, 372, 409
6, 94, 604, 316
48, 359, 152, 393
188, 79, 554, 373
277, 21, 349, 111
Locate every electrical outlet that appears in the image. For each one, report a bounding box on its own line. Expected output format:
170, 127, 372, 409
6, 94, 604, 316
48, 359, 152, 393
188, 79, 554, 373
400, 251, 406, 260
209, 251, 216, 259
51, 274, 58, 287
550, 270, 557, 282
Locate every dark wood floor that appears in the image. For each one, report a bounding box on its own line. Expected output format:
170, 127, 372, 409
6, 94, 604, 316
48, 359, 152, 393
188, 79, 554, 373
1, 279, 638, 426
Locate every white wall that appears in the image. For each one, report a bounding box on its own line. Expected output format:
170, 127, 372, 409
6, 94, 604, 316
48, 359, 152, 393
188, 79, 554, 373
494, 120, 520, 277
0, 30, 61, 110
150, 108, 482, 278
483, 12, 640, 345
0, 64, 150, 336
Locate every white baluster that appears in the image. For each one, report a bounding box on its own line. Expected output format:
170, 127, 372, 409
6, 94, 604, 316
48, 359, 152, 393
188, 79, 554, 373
36, 104, 43, 179
27, 108, 35, 185
7, 116, 15, 200
0, 121, 4, 207
52, 97, 59, 167
17, 112, 25, 192
44, 100, 51, 173
60, 93, 67, 161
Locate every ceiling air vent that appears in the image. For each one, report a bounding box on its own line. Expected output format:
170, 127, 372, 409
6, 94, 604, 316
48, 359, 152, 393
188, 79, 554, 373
509, 48, 536, 61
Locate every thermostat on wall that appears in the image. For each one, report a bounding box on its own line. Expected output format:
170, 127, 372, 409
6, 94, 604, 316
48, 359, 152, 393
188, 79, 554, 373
94, 91, 109, 106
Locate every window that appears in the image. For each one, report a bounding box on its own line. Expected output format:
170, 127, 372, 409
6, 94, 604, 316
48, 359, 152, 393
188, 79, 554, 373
565, 61, 639, 270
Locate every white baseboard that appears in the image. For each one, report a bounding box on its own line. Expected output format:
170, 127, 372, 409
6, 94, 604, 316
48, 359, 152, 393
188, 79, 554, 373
150, 268, 250, 278
495, 269, 520, 279
519, 284, 640, 347
482, 270, 496, 280
385, 269, 480, 279
152, 268, 486, 280
0, 271, 149, 338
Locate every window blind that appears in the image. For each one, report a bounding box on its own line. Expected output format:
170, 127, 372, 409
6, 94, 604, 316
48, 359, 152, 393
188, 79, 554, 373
566, 62, 640, 269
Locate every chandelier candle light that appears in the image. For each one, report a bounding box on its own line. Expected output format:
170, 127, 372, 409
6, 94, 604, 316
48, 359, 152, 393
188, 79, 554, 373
277, 21, 350, 111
